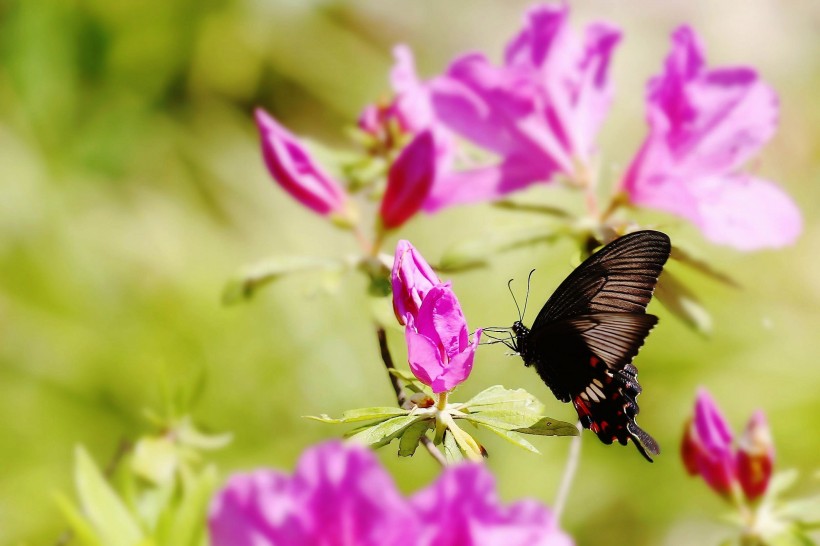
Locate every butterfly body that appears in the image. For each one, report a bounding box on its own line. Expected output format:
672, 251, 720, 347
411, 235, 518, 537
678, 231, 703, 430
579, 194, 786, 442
510, 230, 671, 462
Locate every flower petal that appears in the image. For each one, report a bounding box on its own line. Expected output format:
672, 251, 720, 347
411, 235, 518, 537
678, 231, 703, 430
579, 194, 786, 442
210, 441, 414, 546
255, 108, 347, 217
411, 464, 574, 546
405, 326, 445, 390
429, 329, 481, 394
380, 130, 437, 229
391, 240, 440, 325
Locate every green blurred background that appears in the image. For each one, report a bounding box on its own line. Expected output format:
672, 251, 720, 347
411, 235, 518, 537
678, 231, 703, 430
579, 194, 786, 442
1, 0, 818, 544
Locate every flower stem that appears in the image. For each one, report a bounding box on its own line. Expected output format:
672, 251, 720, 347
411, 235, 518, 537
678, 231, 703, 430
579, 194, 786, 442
553, 420, 583, 523
374, 325, 446, 467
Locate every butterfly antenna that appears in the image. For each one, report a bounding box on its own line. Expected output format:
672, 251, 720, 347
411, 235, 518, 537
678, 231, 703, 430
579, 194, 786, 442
507, 278, 522, 322
522, 269, 536, 321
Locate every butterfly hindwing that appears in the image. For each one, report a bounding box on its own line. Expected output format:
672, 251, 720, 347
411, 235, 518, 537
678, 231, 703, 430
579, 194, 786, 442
514, 230, 670, 462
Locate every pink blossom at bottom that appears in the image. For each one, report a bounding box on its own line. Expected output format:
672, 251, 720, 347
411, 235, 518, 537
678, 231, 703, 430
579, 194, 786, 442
209, 441, 573, 546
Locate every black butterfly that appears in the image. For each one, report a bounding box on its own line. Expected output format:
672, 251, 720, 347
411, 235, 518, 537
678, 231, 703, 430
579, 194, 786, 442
496, 230, 671, 461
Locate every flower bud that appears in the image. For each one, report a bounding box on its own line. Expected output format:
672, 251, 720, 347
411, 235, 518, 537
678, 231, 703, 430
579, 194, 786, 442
391, 240, 440, 325
255, 108, 348, 218
682, 389, 738, 496
404, 286, 481, 394
737, 410, 775, 501
380, 131, 436, 230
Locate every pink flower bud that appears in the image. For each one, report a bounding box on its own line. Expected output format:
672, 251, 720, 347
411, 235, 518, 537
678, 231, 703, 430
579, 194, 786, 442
737, 410, 775, 501
682, 389, 738, 496
255, 108, 348, 217
391, 240, 440, 325
405, 285, 481, 393
380, 131, 436, 230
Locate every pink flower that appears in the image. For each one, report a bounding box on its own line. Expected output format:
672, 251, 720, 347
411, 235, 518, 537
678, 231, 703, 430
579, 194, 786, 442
681, 389, 737, 496
622, 26, 802, 250
209, 441, 414, 546
424, 4, 621, 210
210, 441, 574, 546
380, 131, 437, 230
737, 410, 775, 501
391, 240, 441, 325
255, 108, 348, 218
405, 285, 481, 394
411, 464, 574, 546
681, 389, 775, 502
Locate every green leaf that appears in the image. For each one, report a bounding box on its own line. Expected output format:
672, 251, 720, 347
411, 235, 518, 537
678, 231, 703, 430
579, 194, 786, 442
493, 200, 573, 218
442, 416, 485, 461
222, 256, 345, 305
347, 415, 426, 448
160, 465, 219, 546
476, 426, 540, 454
443, 431, 464, 464
766, 526, 816, 546
670, 244, 740, 288
766, 470, 800, 502
131, 437, 178, 486
54, 492, 103, 546
655, 270, 712, 334
176, 417, 233, 451
398, 421, 431, 457
461, 385, 546, 414
458, 410, 577, 436
515, 417, 580, 436
74, 446, 145, 546
305, 406, 409, 424
779, 495, 820, 525
438, 227, 562, 272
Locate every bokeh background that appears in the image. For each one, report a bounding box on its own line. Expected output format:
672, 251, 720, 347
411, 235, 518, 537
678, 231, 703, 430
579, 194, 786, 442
1, 0, 818, 544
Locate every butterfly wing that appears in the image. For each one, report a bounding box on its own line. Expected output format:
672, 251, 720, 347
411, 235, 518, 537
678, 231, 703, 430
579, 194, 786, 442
527, 313, 660, 460
532, 230, 671, 327
525, 231, 670, 461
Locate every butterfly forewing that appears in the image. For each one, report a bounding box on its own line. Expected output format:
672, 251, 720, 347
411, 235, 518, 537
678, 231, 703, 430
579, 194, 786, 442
532, 230, 671, 327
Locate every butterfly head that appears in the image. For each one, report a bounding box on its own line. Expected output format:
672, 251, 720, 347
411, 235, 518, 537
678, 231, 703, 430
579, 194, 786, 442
510, 320, 530, 358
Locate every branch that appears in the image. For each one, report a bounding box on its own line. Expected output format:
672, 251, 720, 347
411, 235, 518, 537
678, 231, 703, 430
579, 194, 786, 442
375, 326, 446, 467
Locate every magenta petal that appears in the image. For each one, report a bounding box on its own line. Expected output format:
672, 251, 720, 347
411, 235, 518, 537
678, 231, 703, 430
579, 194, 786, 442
254, 108, 347, 217
689, 175, 802, 250
424, 158, 553, 212
693, 388, 733, 451
411, 464, 574, 546
623, 26, 799, 250
209, 441, 415, 546
390, 45, 434, 133
406, 327, 445, 390
391, 240, 440, 325
430, 329, 481, 394
415, 285, 469, 357
380, 130, 437, 229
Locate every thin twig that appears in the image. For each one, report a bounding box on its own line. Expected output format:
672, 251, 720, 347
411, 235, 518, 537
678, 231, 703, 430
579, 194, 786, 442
375, 326, 446, 467
553, 420, 583, 522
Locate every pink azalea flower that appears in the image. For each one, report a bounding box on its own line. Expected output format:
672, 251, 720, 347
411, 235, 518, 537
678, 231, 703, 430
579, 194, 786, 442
255, 108, 348, 218
681, 389, 737, 496
737, 410, 775, 501
681, 389, 775, 501
424, 4, 621, 210
391, 240, 441, 325
405, 285, 481, 394
622, 26, 802, 250
210, 441, 574, 546
380, 130, 437, 230
411, 464, 574, 546
209, 441, 414, 546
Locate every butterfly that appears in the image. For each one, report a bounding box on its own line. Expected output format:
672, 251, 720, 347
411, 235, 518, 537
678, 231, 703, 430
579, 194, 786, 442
493, 230, 671, 461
